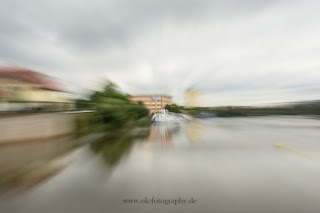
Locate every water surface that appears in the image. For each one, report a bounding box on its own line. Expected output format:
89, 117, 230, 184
1, 116, 320, 213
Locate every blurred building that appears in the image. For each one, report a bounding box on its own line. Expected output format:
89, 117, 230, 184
0, 65, 74, 112
185, 88, 200, 108
130, 95, 172, 112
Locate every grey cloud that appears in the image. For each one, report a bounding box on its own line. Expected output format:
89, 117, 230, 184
1, 0, 280, 51
0, 0, 319, 105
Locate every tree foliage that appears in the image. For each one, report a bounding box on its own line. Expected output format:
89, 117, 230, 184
89, 81, 150, 128
164, 104, 182, 113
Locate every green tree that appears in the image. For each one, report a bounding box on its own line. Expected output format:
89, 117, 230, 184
165, 104, 182, 113
88, 81, 150, 129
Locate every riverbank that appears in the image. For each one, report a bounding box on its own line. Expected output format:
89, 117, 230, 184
202, 107, 320, 117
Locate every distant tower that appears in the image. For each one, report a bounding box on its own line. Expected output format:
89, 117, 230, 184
185, 88, 200, 108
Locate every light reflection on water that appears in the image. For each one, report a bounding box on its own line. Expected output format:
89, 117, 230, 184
1, 116, 320, 213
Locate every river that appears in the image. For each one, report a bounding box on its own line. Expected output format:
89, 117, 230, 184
1, 116, 320, 213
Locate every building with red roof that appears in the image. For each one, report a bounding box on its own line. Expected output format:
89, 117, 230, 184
0, 64, 74, 112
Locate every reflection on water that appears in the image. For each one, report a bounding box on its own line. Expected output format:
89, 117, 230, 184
185, 121, 208, 144
147, 124, 179, 149
2, 116, 320, 213
90, 130, 149, 167
0, 136, 78, 194
0, 124, 181, 193
90, 124, 181, 167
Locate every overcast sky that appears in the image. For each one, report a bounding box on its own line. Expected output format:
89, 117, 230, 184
1, 0, 319, 106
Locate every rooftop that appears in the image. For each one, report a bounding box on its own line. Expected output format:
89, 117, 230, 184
0, 64, 69, 92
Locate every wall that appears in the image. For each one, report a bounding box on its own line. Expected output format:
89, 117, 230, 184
0, 113, 77, 144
